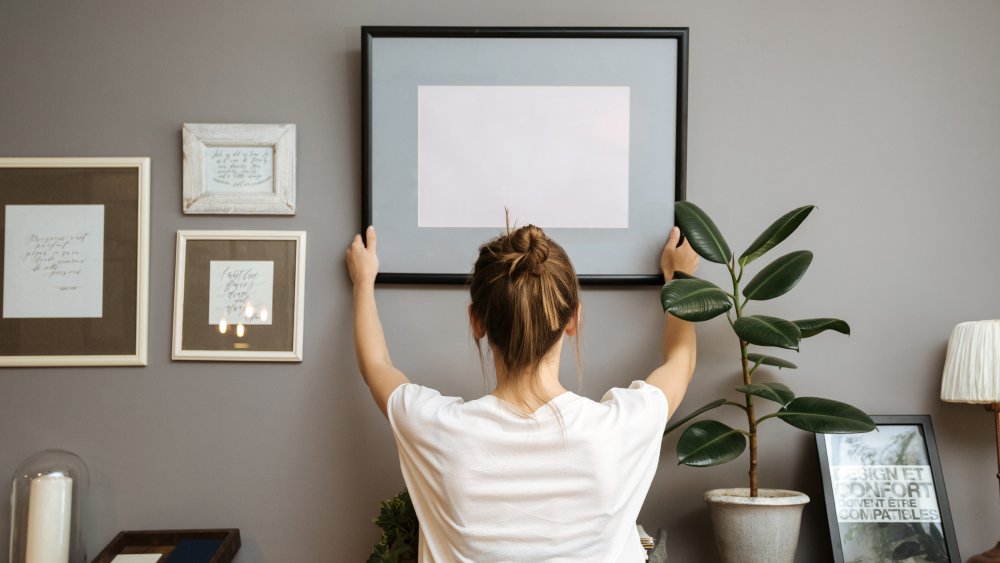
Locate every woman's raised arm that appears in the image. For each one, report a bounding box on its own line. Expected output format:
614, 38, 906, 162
645, 227, 699, 419
346, 226, 409, 416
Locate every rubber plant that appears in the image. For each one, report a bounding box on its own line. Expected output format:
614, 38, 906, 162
368, 489, 419, 563
662, 201, 875, 497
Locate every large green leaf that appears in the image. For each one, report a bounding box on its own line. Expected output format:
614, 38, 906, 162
742, 251, 813, 301
661, 278, 733, 322
733, 315, 801, 350
794, 318, 851, 338
747, 353, 798, 370
675, 201, 732, 264
677, 420, 747, 467
664, 398, 728, 435
735, 382, 795, 407
740, 205, 815, 267
777, 397, 875, 433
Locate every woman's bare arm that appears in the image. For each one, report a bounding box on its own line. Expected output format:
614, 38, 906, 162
346, 226, 409, 417
646, 227, 699, 419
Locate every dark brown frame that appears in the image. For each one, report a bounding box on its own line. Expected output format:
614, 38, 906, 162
90, 529, 240, 563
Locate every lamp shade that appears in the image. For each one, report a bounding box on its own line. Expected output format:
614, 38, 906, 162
941, 320, 1000, 403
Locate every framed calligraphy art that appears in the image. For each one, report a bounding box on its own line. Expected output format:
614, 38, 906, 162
815, 415, 961, 563
172, 230, 306, 361
0, 157, 150, 366
182, 123, 296, 215
363, 26, 689, 284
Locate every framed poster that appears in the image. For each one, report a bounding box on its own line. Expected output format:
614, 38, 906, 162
363, 27, 688, 285
182, 123, 296, 215
172, 230, 305, 361
815, 415, 961, 563
0, 157, 150, 366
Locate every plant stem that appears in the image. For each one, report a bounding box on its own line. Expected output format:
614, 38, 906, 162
731, 259, 759, 497
742, 340, 759, 497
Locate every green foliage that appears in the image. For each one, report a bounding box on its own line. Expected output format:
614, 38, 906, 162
734, 315, 802, 351
368, 489, 419, 563
746, 353, 797, 370
739, 205, 815, 267
793, 318, 851, 338
735, 382, 795, 407
677, 420, 747, 467
660, 278, 732, 321
664, 398, 728, 435
776, 397, 876, 433
674, 201, 732, 264
663, 202, 874, 489
742, 251, 813, 301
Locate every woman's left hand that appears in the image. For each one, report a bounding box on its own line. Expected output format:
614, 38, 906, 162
346, 225, 380, 287
660, 226, 699, 280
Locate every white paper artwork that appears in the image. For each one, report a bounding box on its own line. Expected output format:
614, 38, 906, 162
3, 205, 105, 318
205, 146, 274, 193
110, 555, 164, 563
417, 85, 631, 229
208, 260, 274, 325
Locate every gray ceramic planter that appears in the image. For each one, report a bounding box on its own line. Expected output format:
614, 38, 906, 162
704, 488, 810, 563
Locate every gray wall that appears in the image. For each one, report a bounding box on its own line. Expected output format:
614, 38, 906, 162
1, 1, 999, 561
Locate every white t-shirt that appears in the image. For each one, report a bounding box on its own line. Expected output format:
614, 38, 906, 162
387, 380, 669, 562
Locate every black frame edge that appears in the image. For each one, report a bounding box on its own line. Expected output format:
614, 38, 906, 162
361, 26, 689, 285
374, 272, 666, 286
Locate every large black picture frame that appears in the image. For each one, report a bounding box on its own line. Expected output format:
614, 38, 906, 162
362, 26, 689, 285
815, 415, 961, 563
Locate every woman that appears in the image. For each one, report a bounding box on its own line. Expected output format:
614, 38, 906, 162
347, 224, 699, 562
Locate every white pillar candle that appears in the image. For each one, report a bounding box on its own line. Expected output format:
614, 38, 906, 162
25, 472, 73, 563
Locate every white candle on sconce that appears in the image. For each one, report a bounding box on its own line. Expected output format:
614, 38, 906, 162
25, 472, 73, 563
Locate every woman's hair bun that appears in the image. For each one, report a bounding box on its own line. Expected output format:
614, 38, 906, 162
469, 221, 580, 376
508, 225, 550, 274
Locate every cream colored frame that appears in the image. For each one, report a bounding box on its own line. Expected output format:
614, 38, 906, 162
172, 230, 306, 362
182, 123, 296, 215
0, 157, 150, 366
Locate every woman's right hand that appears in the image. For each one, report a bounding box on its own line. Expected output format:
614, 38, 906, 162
346, 225, 380, 288
660, 226, 699, 280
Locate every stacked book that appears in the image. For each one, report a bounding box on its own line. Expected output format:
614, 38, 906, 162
637, 525, 655, 558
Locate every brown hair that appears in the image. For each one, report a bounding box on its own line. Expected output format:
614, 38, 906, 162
469, 224, 581, 406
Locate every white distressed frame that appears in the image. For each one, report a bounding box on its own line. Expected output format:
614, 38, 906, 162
172, 230, 306, 362
182, 123, 296, 215
0, 157, 150, 366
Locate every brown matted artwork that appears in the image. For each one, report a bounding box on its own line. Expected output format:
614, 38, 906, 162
172, 230, 305, 361
0, 158, 149, 366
